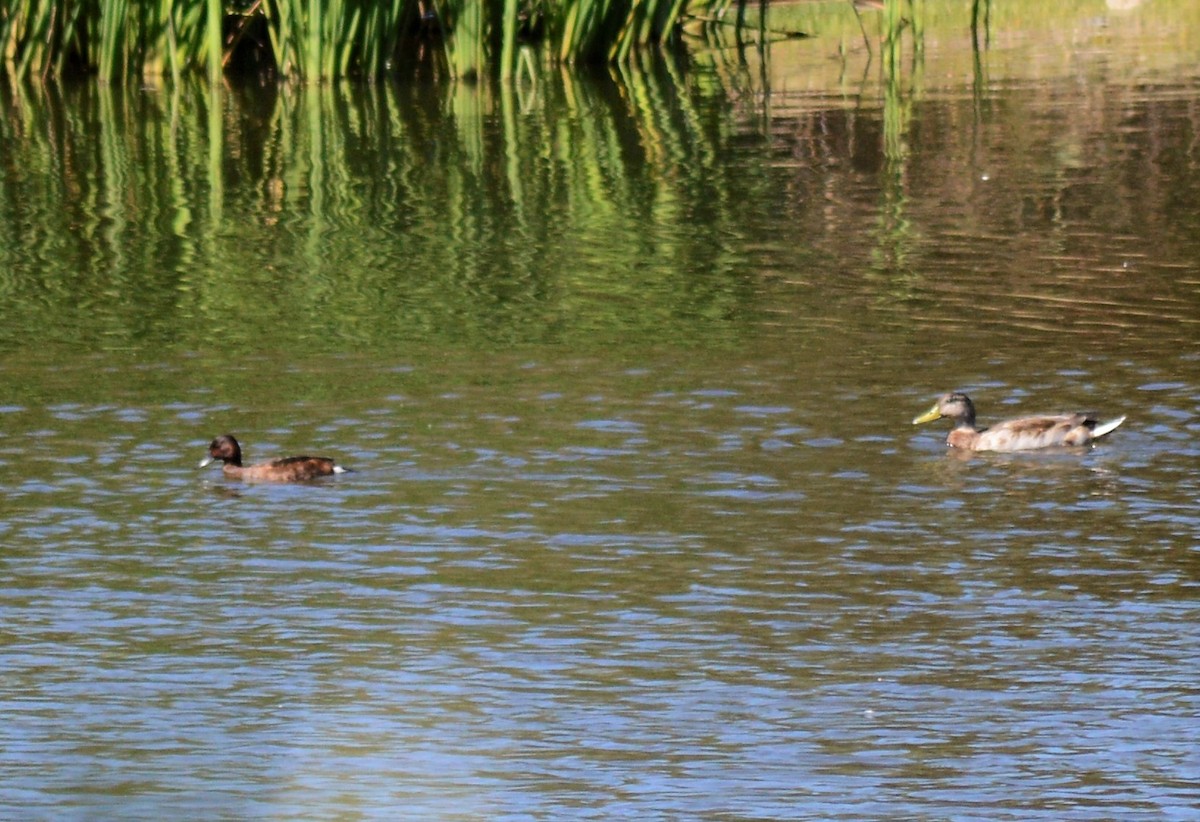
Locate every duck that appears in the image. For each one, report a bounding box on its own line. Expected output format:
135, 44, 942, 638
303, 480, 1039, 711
912, 392, 1125, 452
199, 434, 349, 481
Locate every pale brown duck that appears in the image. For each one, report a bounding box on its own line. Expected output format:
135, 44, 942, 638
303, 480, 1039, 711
912, 392, 1125, 452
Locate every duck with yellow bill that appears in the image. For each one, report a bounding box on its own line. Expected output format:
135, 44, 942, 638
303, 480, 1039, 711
912, 392, 1125, 452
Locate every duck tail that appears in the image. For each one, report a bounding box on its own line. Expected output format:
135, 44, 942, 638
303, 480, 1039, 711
1091, 415, 1126, 440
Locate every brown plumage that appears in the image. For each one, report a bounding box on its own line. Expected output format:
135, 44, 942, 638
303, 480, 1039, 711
912, 392, 1125, 452
199, 434, 349, 481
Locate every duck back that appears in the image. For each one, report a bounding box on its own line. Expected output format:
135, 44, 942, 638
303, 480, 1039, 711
233, 456, 347, 482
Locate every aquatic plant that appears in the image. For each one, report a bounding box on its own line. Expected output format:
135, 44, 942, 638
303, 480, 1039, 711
0, 0, 723, 82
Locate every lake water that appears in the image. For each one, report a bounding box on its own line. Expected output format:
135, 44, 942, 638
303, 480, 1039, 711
1, 1, 1199, 818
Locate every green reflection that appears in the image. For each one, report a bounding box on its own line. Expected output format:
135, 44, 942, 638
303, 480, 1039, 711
0, 57, 771, 355
874, 0, 922, 282
2, 0, 1199, 364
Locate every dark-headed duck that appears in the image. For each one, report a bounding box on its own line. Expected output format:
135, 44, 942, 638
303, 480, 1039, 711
913, 392, 1125, 452
199, 434, 349, 481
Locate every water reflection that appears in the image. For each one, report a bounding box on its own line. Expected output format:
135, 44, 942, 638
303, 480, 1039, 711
2, 34, 1198, 357
2, 348, 1197, 816
2, 1, 1200, 818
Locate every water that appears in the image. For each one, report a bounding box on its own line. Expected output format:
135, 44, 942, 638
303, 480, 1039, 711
2, 2, 1200, 818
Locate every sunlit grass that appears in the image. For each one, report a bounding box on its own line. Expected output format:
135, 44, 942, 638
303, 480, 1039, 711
6, 0, 1195, 83
0, 0, 722, 82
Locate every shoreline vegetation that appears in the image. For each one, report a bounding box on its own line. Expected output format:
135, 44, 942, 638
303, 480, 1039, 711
1, 2, 1194, 87
0, 0, 765, 83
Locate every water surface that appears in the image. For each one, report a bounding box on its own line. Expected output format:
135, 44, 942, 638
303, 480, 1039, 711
1, 1, 1199, 818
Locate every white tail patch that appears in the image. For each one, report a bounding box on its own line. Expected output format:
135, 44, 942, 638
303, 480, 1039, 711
333, 465, 349, 474
1092, 416, 1126, 440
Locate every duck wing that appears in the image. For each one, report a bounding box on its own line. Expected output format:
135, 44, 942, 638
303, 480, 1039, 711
974, 413, 1123, 451
235, 455, 345, 481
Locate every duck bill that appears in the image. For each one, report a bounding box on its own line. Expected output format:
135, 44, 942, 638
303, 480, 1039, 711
912, 406, 943, 425
198, 455, 215, 469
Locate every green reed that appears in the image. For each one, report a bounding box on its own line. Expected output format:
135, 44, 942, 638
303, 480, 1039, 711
0, 0, 726, 82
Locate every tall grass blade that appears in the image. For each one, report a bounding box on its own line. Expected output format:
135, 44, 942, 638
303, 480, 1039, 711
0, 0, 736, 81
500, 0, 519, 79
